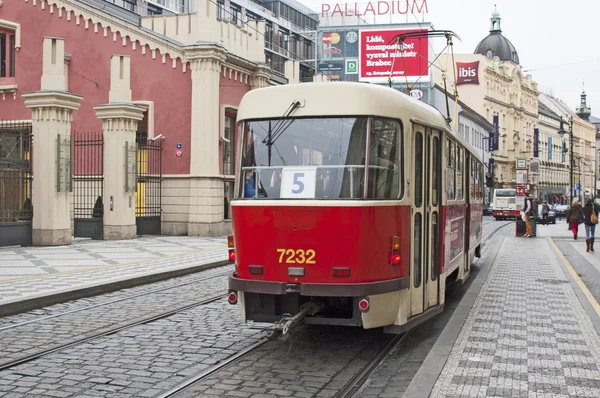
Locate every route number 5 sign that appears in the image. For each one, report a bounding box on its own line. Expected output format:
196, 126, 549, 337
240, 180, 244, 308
280, 167, 317, 198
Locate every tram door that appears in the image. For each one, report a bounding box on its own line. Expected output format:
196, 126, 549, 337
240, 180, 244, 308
410, 126, 441, 317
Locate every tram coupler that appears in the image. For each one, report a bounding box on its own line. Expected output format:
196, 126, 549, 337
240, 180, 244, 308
268, 301, 324, 341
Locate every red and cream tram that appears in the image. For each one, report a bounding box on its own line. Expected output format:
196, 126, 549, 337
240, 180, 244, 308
227, 82, 483, 334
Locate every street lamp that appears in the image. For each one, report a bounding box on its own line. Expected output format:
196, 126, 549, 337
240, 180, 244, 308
557, 116, 574, 203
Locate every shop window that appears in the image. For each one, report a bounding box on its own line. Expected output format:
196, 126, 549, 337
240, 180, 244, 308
0, 30, 16, 78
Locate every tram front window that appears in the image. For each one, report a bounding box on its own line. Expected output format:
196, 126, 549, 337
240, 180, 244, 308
239, 116, 402, 200
239, 117, 368, 199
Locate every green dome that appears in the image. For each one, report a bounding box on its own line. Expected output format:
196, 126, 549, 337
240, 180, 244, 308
492, 6, 500, 17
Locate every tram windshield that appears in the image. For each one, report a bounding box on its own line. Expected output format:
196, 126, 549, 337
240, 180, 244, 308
238, 117, 402, 200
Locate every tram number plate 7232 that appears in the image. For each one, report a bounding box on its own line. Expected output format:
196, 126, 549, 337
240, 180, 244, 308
277, 249, 316, 264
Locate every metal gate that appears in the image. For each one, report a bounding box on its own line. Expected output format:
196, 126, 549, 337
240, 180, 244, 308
0, 121, 33, 247
136, 137, 162, 235
72, 132, 104, 239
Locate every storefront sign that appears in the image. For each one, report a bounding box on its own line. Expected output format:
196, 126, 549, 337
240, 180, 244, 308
358, 28, 429, 82
346, 59, 358, 74
321, 32, 345, 57
321, 1, 429, 17
409, 88, 424, 99
456, 61, 479, 85
516, 170, 528, 184
516, 158, 527, 169
318, 62, 344, 72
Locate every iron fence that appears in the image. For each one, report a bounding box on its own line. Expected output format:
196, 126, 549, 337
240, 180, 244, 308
136, 136, 162, 235
0, 121, 33, 246
72, 131, 104, 239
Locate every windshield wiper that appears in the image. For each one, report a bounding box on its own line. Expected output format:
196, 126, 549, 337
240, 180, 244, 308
263, 100, 301, 167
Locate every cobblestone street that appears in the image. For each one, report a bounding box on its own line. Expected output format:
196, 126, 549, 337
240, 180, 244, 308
1, 220, 600, 397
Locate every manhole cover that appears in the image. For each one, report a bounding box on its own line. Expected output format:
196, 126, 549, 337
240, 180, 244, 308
536, 279, 569, 284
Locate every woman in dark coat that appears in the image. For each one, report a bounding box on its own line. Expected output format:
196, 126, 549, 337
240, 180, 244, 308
582, 199, 599, 252
566, 200, 584, 240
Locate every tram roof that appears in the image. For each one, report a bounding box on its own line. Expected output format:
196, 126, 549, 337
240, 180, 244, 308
237, 82, 482, 162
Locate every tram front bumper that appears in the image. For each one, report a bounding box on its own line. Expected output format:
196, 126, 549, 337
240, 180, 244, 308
228, 272, 409, 297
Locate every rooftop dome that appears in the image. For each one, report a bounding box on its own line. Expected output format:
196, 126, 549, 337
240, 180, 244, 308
474, 6, 520, 64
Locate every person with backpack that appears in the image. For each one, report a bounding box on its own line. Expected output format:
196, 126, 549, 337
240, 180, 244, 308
566, 199, 585, 240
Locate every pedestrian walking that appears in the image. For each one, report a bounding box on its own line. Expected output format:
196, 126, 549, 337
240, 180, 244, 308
542, 201, 550, 225
531, 197, 539, 237
522, 192, 534, 237
566, 200, 584, 240
583, 199, 600, 252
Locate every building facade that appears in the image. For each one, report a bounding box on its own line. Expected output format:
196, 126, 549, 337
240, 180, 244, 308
536, 101, 568, 204
434, 7, 541, 195
540, 92, 597, 203
1, 0, 276, 237
431, 85, 494, 204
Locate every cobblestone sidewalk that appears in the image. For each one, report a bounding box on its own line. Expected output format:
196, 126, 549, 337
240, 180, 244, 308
0, 236, 228, 310
430, 237, 600, 397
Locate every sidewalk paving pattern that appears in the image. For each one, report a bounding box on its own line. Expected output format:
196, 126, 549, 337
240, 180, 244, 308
430, 230, 600, 397
0, 236, 228, 310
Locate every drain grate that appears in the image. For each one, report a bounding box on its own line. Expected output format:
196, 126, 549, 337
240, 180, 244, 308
536, 279, 570, 284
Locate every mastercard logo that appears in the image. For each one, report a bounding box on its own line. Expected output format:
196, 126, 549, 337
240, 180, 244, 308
322, 32, 341, 45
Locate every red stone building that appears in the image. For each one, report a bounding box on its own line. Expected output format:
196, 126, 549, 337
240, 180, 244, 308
0, 0, 278, 237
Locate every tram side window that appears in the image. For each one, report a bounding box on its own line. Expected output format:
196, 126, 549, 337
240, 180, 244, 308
367, 118, 402, 199
446, 139, 456, 200
456, 147, 464, 200
432, 136, 440, 206
470, 158, 476, 198
474, 162, 480, 199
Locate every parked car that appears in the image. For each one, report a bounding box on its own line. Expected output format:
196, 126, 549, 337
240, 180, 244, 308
483, 204, 493, 216
537, 207, 556, 224
554, 204, 569, 219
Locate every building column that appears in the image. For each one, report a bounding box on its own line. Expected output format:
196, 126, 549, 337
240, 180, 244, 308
94, 55, 145, 240
183, 45, 227, 236
251, 65, 271, 89
22, 37, 83, 246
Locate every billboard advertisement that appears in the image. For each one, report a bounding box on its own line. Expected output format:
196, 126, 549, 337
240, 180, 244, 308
358, 28, 429, 82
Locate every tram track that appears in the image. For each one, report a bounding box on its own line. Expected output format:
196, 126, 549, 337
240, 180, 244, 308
0, 269, 231, 332
0, 292, 229, 371
0, 269, 233, 370
334, 333, 406, 398
155, 338, 270, 398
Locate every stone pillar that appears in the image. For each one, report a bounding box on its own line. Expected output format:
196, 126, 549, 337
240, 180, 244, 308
186, 45, 227, 176
284, 60, 300, 84
22, 37, 82, 246
180, 45, 226, 236
94, 55, 144, 240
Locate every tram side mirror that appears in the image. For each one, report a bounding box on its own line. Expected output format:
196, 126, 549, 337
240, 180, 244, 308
485, 175, 493, 188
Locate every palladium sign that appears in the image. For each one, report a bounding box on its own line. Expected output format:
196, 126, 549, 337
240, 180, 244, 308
321, 0, 429, 17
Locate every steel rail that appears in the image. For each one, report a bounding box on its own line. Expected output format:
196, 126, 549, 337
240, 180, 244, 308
0, 293, 228, 371
334, 333, 407, 398
0, 270, 231, 332
155, 338, 270, 398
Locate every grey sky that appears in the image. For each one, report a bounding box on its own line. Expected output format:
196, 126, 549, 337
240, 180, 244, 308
302, 0, 600, 116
